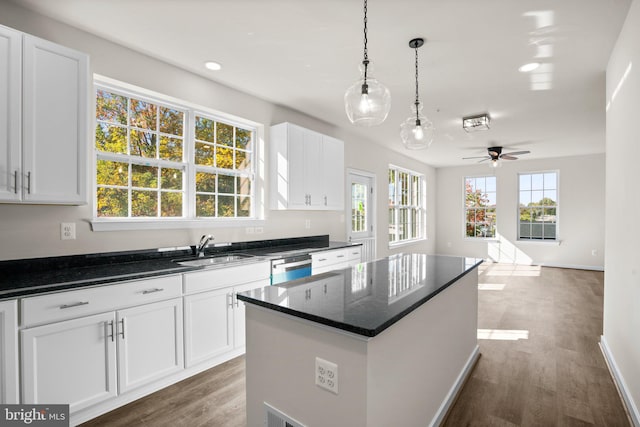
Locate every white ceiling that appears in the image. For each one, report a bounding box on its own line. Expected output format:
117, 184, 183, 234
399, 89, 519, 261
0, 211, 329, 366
10, 0, 631, 167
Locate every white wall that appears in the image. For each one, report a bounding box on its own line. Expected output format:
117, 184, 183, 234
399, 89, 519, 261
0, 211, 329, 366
0, 1, 436, 261
603, 0, 640, 423
435, 154, 606, 270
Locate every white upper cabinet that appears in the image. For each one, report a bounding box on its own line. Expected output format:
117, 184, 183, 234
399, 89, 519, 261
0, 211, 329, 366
0, 25, 89, 204
0, 26, 22, 202
270, 122, 345, 210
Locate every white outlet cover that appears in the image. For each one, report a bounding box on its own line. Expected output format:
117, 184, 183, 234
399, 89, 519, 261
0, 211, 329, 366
60, 222, 76, 240
315, 357, 338, 394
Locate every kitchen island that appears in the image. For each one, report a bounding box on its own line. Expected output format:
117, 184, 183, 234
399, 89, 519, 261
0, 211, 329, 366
237, 253, 482, 427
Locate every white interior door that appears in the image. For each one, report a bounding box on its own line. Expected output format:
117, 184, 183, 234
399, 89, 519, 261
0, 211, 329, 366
347, 170, 376, 262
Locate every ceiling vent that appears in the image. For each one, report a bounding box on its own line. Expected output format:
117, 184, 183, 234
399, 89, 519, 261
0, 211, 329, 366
462, 113, 491, 132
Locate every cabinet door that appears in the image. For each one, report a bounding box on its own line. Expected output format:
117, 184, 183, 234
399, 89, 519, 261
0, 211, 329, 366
0, 300, 18, 404
287, 124, 308, 209
117, 298, 184, 394
21, 312, 117, 412
22, 34, 88, 204
304, 129, 323, 208
0, 26, 21, 202
184, 288, 233, 368
233, 279, 270, 348
321, 135, 345, 210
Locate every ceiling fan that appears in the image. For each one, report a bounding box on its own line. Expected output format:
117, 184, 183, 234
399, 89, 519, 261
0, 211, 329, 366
463, 146, 530, 167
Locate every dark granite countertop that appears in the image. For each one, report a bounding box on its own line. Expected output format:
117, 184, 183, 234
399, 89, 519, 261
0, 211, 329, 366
0, 235, 357, 300
237, 253, 482, 338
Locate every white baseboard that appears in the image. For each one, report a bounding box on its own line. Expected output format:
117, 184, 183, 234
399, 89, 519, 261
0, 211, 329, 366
540, 262, 604, 271
600, 336, 640, 427
429, 344, 480, 427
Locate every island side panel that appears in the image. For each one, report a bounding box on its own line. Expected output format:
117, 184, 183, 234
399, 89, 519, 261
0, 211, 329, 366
245, 306, 369, 427
366, 268, 479, 427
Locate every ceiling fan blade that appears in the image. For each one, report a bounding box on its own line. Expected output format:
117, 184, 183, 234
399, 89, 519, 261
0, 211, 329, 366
501, 155, 518, 160
503, 150, 530, 156
462, 156, 491, 160
478, 158, 490, 163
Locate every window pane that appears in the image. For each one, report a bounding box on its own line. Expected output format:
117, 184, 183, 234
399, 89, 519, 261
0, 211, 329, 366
237, 176, 251, 196
476, 177, 486, 192
399, 172, 409, 205
132, 190, 157, 217
235, 149, 250, 170
161, 168, 182, 190
195, 142, 214, 166
130, 99, 157, 130
97, 160, 128, 186
389, 208, 396, 241
218, 195, 235, 217
159, 107, 183, 136
196, 172, 216, 193
195, 116, 215, 142
544, 173, 556, 190
97, 188, 128, 217
543, 190, 557, 205
519, 191, 532, 206
130, 130, 157, 158
132, 165, 158, 188
520, 208, 531, 223
161, 192, 182, 217
543, 224, 556, 239
531, 223, 543, 238
95, 124, 127, 154
531, 190, 544, 205
236, 128, 252, 150
520, 174, 531, 191
217, 123, 234, 147
159, 136, 183, 161
388, 170, 396, 205
96, 90, 127, 125
486, 192, 497, 207
466, 223, 474, 237
238, 196, 251, 217
218, 174, 235, 194
196, 194, 216, 217
544, 207, 557, 223
216, 146, 233, 169
486, 177, 496, 192
352, 183, 367, 233
520, 223, 531, 238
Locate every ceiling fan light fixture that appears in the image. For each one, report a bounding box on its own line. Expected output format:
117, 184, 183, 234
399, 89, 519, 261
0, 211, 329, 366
490, 158, 502, 168
344, 0, 391, 126
462, 114, 491, 132
400, 38, 434, 150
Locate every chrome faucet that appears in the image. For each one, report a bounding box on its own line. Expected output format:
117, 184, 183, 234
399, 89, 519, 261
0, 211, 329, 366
196, 234, 214, 257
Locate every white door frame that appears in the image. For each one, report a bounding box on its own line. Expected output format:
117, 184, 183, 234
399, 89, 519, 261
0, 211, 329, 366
346, 168, 376, 260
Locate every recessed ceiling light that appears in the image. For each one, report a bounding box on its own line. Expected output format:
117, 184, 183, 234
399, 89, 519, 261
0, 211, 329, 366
204, 61, 222, 71
518, 62, 540, 73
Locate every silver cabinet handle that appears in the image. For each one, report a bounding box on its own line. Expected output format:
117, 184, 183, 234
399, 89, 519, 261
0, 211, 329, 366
234, 293, 239, 308
142, 288, 164, 295
26, 171, 31, 194
337, 255, 345, 258
227, 293, 233, 308
318, 258, 327, 262
107, 320, 115, 342
119, 318, 125, 339
13, 170, 18, 194
60, 301, 89, 309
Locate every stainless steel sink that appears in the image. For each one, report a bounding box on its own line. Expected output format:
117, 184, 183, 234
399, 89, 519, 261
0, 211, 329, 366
174, 253, 256, 267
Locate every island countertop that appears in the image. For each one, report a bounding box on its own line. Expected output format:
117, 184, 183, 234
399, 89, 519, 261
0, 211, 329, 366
237, 253, 482, 337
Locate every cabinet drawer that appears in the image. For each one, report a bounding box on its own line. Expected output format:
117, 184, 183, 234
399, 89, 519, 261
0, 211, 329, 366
21, 275, 182, 327
346, 246, 362, 261
312, 249, 348, 267
183, 261, 271, 295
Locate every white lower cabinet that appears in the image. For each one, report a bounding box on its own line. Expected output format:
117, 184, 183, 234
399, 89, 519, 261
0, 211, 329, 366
312, 246, 362, 275
116, 298, 183, 394
21, 311, 117, 412
0, 299, 19, 404
183, 261, 270, 368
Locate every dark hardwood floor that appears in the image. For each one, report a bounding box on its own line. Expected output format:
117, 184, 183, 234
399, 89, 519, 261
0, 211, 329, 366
82, 264, 630, 427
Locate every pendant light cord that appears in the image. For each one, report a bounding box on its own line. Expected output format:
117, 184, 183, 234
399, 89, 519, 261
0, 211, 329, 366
362, 0, 369, 82
414, 45, 420, 123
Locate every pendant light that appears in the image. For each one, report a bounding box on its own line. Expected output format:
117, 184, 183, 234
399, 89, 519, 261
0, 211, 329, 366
400, 38, 434, 150
344, 0, 391, 126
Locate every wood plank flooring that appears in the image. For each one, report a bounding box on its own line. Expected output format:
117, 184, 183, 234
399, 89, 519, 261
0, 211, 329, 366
82, 264, 630, 427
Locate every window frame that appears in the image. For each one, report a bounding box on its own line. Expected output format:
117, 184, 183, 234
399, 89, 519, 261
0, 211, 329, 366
517, 170, 559, 242
388, 164, 427, 247
463, 175, 498, 240
91, 75, 264, 231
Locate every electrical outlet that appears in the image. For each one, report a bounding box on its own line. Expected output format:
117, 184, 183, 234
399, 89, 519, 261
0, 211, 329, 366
591, 249, 598, 256
60, 222, 76, 240
315, 357, 338, 394
245, 227, 255, 234
255, 226, 264, 234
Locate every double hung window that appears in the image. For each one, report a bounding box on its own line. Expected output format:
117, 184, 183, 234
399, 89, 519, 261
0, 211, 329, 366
388, 166, 426, 244
518, 172, 558, 240
464, 176, 497, 238
94, 81, 256, 224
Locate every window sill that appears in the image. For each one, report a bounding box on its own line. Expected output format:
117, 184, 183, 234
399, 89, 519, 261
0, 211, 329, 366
90, 218, 265, 232
516, 239, 561, 246
464, 237, 500, 242
389, 237, 428, 249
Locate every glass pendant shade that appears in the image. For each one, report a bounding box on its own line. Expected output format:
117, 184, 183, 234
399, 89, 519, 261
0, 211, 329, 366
489, 159, 502, 168
400, 101, 434, 150
344, 61, 391, 126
